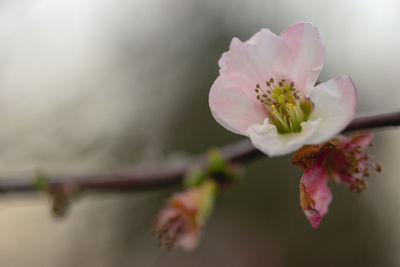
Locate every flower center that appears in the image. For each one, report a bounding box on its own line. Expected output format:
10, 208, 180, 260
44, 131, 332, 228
254, 78, 313, 134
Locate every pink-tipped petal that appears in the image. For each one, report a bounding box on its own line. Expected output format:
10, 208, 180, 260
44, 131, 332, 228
281, 22, 325, 96
209, 75, 267, 135
247, 118, 322, 156
308, 75, 357, 144
218, 29, 293, 98
348, 132, 372, 148
300, 164, 332, 228
334, 132, 372, 152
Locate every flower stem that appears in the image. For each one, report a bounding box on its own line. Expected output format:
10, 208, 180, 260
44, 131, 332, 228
0, 111, 399, 194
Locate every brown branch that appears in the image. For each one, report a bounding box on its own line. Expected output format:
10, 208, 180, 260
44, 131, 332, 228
1, 111, 399, 194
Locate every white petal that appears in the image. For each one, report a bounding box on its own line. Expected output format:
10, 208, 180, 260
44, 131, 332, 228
281, 22, 325, 96
247, 118, 322, 157
209, 75, 267, 135
308, 75, 357, 144
218, 29, 294, 98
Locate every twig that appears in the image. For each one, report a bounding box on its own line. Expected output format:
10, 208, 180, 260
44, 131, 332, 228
0, 111, 399, 194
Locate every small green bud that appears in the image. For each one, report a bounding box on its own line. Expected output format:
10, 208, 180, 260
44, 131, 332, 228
197, 179, 218, 224
34, 173, 49, 191
183, 167, 206, 188
208, 149, 227, 174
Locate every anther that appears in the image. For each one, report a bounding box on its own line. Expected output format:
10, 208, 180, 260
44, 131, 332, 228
376, 164, 382, 172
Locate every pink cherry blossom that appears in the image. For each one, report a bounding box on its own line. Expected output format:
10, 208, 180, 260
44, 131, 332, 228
293, 133, 381, 228
209, 22, 357, 156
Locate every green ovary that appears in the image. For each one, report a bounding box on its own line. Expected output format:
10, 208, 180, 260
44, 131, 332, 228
254, 78, 313, 134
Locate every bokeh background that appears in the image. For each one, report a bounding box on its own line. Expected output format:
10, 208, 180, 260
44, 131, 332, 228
0, 0, 399, 266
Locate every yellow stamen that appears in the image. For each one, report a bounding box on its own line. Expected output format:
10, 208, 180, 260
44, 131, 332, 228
253, 77, 312, 134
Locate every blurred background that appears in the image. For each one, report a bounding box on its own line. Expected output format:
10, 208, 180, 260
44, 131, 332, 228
0, 0, 399, 266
